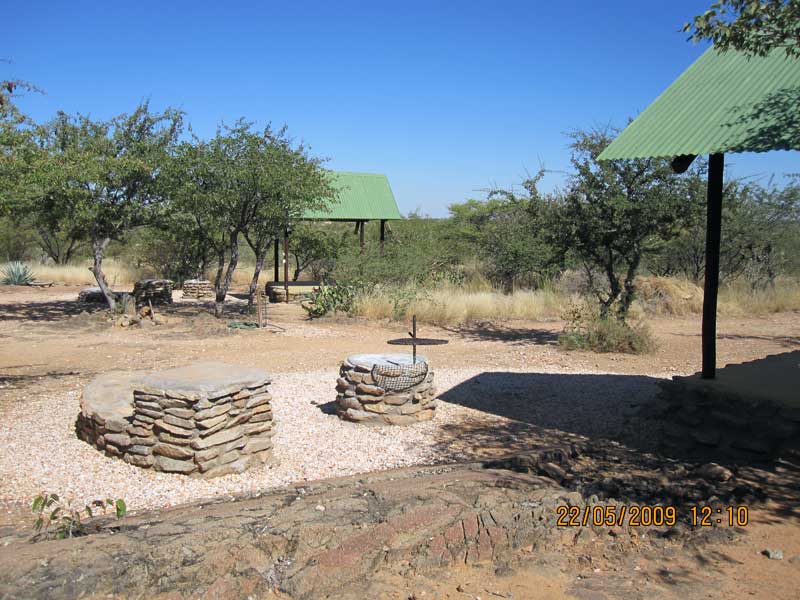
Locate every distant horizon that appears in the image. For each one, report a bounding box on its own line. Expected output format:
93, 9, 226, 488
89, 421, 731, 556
8, 0, 798, 217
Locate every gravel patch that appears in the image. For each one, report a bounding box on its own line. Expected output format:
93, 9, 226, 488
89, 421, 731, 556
0, 367, 666, 515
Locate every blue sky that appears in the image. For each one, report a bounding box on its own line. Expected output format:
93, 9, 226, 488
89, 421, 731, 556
7, 0, 798, 216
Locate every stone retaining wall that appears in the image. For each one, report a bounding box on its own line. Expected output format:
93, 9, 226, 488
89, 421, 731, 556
182, 279, 214, 299
133, 279, 173, 305
335, 355, 436, 425
653, 376, 800, 461
77, 363, 274, 478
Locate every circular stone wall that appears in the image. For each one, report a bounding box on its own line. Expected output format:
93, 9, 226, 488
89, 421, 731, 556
335, 354, 437, 425
77, 362, 274, 478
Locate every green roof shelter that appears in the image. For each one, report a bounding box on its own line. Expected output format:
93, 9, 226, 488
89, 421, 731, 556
272, 171, 402, 299
599, 47, 800, 379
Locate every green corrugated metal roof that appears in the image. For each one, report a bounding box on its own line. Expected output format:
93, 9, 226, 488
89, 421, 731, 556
303, 171, 402, 221
599, 47, 800, 160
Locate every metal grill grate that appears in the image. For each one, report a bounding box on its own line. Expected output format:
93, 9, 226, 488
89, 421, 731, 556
372, 360, 428, 392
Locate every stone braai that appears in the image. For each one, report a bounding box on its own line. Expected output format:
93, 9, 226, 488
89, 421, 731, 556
335, 354, 437, 425
77, 363, 274, 478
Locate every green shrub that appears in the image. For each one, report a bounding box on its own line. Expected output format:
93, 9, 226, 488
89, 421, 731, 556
1, 261, 36, 285
32, 493, 127, 540
301, 284, 358, 318
559, 302, 656, 354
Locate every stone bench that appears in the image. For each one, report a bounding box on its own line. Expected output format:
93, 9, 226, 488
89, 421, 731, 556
335, 354, 437, 425
77, 362, 274, 478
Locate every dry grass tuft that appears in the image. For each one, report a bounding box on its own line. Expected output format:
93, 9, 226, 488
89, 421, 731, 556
718, 277, 800, 315
355, 286, 569, 326
26, 260, 151, 287
353, 276, 800, 326
634, 276, 704, 316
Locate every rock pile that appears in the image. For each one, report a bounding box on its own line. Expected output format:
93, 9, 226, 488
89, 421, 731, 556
133, 279, 173, 305
77, 363, 274, 478
335, 354, 437, 425
182, 279, 214, 299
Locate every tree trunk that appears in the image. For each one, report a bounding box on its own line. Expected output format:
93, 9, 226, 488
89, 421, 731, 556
293, 255, 301, 282
197, 246, 210, 280
213, 248, 226, 318
617, 254, 641, 320
89, 237, 115, 310
599, 255, 620, 319
214, 232, 240, 318
247, 240, 269, 310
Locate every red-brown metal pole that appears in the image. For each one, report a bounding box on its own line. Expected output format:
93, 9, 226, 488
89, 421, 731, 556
379, 219, 386, 256
273, 238, 279, 283
702, 153, 724, 379
283, 227, 289, 304
359, 221, 365, 255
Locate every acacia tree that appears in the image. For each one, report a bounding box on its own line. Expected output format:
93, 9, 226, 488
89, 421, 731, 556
288, 224, 344, 281
243, 129, 335, 308
647, 174, 800, 285
0, 78, 44, 232
29, 105, 182, 308
449, 171, 561, 291
550, 128, 697, 319
165, 122, 334, 316
685, 0, 800, 57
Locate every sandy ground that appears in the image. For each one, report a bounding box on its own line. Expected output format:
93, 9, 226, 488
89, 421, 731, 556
1, 284, 799, 599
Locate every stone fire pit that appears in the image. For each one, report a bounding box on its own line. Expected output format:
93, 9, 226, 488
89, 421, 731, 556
77, 363, 274, 478
335, 354, 437, 425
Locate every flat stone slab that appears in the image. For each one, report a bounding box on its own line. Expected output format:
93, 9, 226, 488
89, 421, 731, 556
77, 362, 274, 477
346, 353, 427, 370
81, 371, 139, 423
133, 362, 272, 400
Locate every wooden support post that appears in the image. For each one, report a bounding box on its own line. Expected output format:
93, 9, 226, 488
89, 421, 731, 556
702, 153, 724, 380
273, 238, 280, 283
359, 221, 365, 255
412, 314, 417, 364
283, 228, 289, 304
379, 219, 386, 256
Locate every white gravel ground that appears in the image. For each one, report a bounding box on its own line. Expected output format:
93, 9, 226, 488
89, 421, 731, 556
0, 368, 664, 515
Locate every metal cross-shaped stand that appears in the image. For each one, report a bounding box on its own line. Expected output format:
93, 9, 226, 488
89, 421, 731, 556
386, 315, 448, 363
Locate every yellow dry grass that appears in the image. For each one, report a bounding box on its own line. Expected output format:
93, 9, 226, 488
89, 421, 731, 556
356, 285, 570, 326
354, 276, 800, 326
27, 261, 261, 288
718, 278, 800, 315
29, 260, 800, 324
26, 260, 151, 287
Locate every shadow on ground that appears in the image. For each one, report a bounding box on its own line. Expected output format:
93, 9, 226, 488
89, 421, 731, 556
0, 301, 108, 323
435, 370, 800, 520
446, 323, 560, 346
0, 297, 257, 327
669, 330, 800, 349
718, 333, 800, 348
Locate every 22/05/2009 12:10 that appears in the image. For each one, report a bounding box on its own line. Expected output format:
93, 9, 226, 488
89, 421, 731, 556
556, 504, 749, 527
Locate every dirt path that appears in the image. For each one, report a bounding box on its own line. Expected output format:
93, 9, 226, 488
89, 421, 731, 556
1, 285, 798, 379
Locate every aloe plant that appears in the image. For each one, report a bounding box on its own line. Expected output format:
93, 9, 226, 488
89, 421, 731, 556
1, 261, 36, 285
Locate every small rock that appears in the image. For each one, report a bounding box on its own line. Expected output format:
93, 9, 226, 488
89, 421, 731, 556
763, 548, 783, 560
695, 463, 733, 482
538, 462, 566, 483
315, 504, 325, 512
